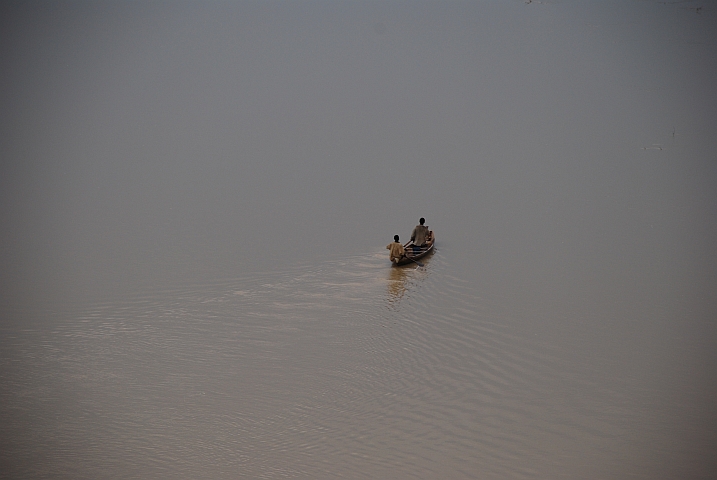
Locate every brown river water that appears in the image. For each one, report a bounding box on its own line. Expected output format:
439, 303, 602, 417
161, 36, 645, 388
1, 1, 716, 478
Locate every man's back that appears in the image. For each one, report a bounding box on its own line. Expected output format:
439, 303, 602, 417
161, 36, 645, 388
386, 241, 405, 262
411, 224, 429, 246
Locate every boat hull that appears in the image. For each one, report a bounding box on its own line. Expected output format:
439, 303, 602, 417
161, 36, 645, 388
393, 234, 435, 266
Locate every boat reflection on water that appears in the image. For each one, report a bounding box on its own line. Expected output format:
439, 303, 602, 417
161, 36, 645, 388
385, 248, 435, 307
386, 264, 410, 305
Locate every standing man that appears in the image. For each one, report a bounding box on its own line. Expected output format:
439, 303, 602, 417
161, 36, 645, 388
386, 235, 405, 263
410, 218, 429, 254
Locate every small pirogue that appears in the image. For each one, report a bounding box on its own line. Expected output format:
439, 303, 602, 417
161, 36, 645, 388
394, 231, 435, 266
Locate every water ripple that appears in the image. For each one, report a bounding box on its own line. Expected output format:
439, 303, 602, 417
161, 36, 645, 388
0, 250, 674, 478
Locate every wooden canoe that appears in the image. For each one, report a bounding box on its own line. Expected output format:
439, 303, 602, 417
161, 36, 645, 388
394, 231, 435, 266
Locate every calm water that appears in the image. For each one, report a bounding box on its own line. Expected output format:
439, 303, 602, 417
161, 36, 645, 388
1, 1, 716, 478
3, 250, 712, 479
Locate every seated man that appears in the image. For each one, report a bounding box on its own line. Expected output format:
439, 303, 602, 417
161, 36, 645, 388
410, 218, 429, 254
386, 235, 406, 263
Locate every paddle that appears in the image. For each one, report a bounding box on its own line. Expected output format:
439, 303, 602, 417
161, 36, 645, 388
401, 241, 424, 267
404, 256, 424, 268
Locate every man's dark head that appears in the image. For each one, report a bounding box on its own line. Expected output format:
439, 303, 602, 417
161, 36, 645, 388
419, 218, 425, 225
394, 235, 400, 242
